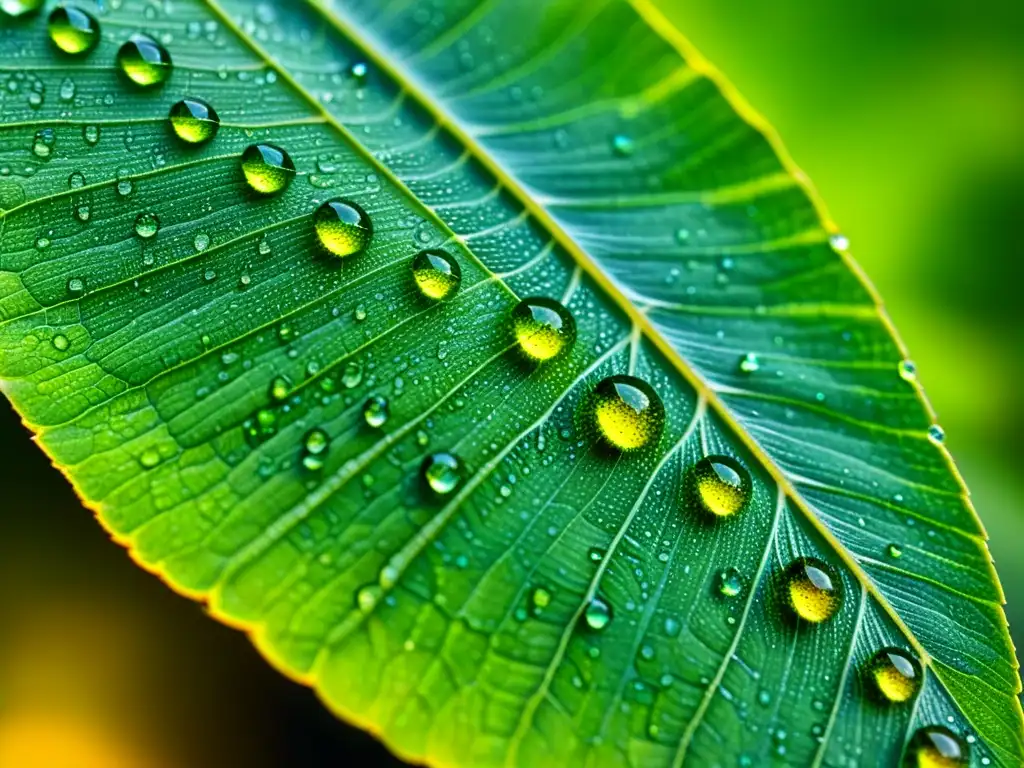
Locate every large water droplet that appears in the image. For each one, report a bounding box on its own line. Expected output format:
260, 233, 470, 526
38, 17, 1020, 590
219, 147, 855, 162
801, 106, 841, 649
411, 249, 461, 301
866, 647, 921, 704
48, 6, 99, 55
134, 212, 159, 239
589, 375, 664, 451
362, 396, 389, 428
241, 143, 294, 195
421, 452, 463, 496
583, 596, 612, 631
313, 198, 372, 257
511, 297, 576, 362
905, 726, 967, 768
117, 34, 172, 87
1, 0, 43, 18
691, 455, 752, 518
169, 97, 219, 145
782, 557, 841, 623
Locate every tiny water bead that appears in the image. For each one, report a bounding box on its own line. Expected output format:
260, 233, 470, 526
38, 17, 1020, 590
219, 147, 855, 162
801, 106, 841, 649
691, 455, 752, 519
117, 34, 172, 87
782, 557, 841, 623
313, 199, 372, 257
169, 97, 220, 145
47, 6, 99, 55
717, 567, 743, 598
362, 396, 389, 428
589, 375, 664, 451
421, 452, 463, 496
269, 375, 290, 402
866, 647, 921, 704
738, 352, 760, 374
241, 144, 295, 195
927, 424, 946, 445
530, 586, 552, 614
611, 134, 635, 157
302, 428, 330, 471
583, 596, 613, 631
1, 0, 43, 18
411, 249, 461, 301
510, 297, 576, 362
134, 212, 159, 239
66, 277, 85, 296
905, 726, 968, 768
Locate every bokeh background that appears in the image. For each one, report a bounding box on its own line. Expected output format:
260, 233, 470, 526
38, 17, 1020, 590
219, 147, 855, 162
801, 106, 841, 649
2, 1, 1022, 766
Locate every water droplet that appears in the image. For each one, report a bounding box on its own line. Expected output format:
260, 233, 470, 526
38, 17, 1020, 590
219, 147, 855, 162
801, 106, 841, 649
866, 647, 921, 704
74, 203, 90, 222
887, 543, 903, 559
302, 428, 329, 471
82, 124, 100, 146
313, 198, 372, 257
116, 173, 134, 198
66, 277, 85, 296
782, 558, 841, 623
583, 596, 612, 631
356, 584, 382, 613
362, 395, 389, 428
717, 567, 743, 598
0, 0, 43, 19
611, 134, 635, 157
589, 375, 664, 451
421, 452, 463, 496
134, 212, 159, 239
139, 447, 161, 469
899, 360, 917, 382
341, 360, 363, 388
268, 375, 290, 402
691, 455, 752, 518
738, 352, 760, 374
59, 77, 76, 101
587, 547, 605, 564
350, 61, 368, 83
68, 171, 85, 189
169, 97, 219, 145
241, 143, 294, 195
194, 232, 210, 252
510, 297, 576, 362
117, 34, 172, 87
830, 233, 850, 251
48, 6, 100, 55
32, 128, 55, 159
51, 334, 69, 352
530, 586, 552, 613
411, 249, 461, 301
905, 726, 967, 768
927, 424, 945, 445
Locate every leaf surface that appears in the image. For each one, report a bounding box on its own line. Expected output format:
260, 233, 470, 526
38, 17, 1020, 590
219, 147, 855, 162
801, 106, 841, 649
0, 0, 1020, 765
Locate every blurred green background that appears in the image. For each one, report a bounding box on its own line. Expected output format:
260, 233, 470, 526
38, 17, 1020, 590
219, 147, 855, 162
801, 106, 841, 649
2, 1, 1021, 766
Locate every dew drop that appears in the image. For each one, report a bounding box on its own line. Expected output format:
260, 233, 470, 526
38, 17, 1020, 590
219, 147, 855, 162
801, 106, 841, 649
927, 424, 945, 445
51, 334, 69, 352
134, 212, 159, 239
530, 586, 552, 613
587, 547, 605, 564
899, 360, 917, 382
738, 352, 760, 374
66, 277, 85, 296
194, 232, 210, 252
589, 375, 664, 451
829, 233, 850, 251
866, 647, 921, 704
59, 77, 76, 101
169, 97, 219, 145
0, 0, 43, 18
47, 6, 100, 55
691, 455, 752, 518
32, 128, 55, 159
782, 557, 841, 623
356, 584, 382, 613
313, 198, 372, 257
905, 726, 967, 768
350, 61, 368, 83
82, 124, 100, 146
116, 175, 134, 198
887, 543, 903, 559
583, 596, 613, 631
411, 249, 461, 301
510, 297, 576, 362
241, 143, 294, 195
117, 34, 172, 87
268, 375, 290, 402
421, 452, 463, 496
362, 395, 389, 428
611, 134, 635, 157
139, 448, 161, 469
716, 567, 743, 598
301, 428, 330, 471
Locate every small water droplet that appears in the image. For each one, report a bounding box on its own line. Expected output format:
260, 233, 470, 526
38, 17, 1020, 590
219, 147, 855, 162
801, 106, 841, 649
927, 424, 945, 445
66, 277, 85, 296
411, 249, 461, 301
194, 232, 210, 252
906, 726, 967, 767
866, 647, 921, 704
738, 352, 760, 374
782, 558, 841, 623
589, 375, 664, 451
362, 395, 389, 428
51, 334, 69, 352
48, 6, 100, 55
717, 567, 743, 598
583, 596, 613, 631
341, 360, 363, 388
241, 143, 294, 195
350, 61, 368, 83
587, 547, 605, 564
139, 447, 162, 468
691, 456, 752, 519
511, 297, 576, 362
134, 212, 159, 239
887, 543, 903, 559
421, 452, 463, 496
530, 586, 552, 614
32, 128, 55, 159
82, 124, 100, 146
313, 198, 373, 257
0, 0, 44, 19
59, 77, 76, 101
356, 584, 382, 613
268, 375, 290, 402
117, 34, 173, 87
829, 233, 850, 251
302, 428, 330, 471
611, 134, 634, 157
899, 359, 917, 382
169, 97, 219, 145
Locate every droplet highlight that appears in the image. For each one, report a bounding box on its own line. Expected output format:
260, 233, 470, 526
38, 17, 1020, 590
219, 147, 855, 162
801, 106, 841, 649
583, 596, 613, 631
589, 375, 664, 451
866, 647, 921, 704
782, 557, 841, 623
302, 428, 330, 471
169, 97, 219, 145
691, 455, 752, 519
241, 144, 295, 195
313, 199, 372, 257
47, 6, 99, 55
511, 297, 576, 362
421, 452, 463, 496
117, 34, 172, 87
717, 567, 743, 598
1, 0, 44, 19
134, 212, 159, 239
905, 726, 968, 768
411, 249, 461, 301
362, 396, 390, 428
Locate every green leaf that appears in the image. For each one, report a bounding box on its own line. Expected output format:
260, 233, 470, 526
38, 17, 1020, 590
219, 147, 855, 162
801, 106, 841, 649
1, 0, 1020, 765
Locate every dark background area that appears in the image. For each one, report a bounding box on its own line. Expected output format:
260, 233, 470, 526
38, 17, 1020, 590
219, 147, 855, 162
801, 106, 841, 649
2, 1, 1023, 766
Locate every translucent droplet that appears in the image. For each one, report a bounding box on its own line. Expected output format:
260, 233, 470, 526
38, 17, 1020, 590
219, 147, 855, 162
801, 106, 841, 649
829, 233, 850, 251
717, 567, 743, 598
194, 232, 210, 252
587, 547, 605, 564
0, 0, 44, 19
899, 360, 917, 382
116, 176, 134, 198
134, 212, 159, 239
117, 34, 172, 87
47, 6, 100, 55
511, 297, 576, 362
313, 198, 372, 257
927, 424, 945, 445
589, 375, 664, 451
530, 586, 552, 613
268, 375, 290, 402
350, 61, 368, 83
302, 428, 330, 471
583, 596, 612, 631
66, 277, 85, 296
411, 249, 461, 301
362, 396, 389, 428
68, 171, 85, 189
738, 352, 760, 374
82, 124, 100, 146
421, 452, 463, 496
611, 134, 635, 157
356, 584, 382, 613
169, 97, 219, 145
887, 543, 903, 559
32, 128, 55, 159
691, 455, 752, 518
241, 143, 294, 195
866, 647, 921, 704
782, 557, 841, 623
139, 448, 161, 469
51, 334, 69, 352
905, 726, 967, 768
